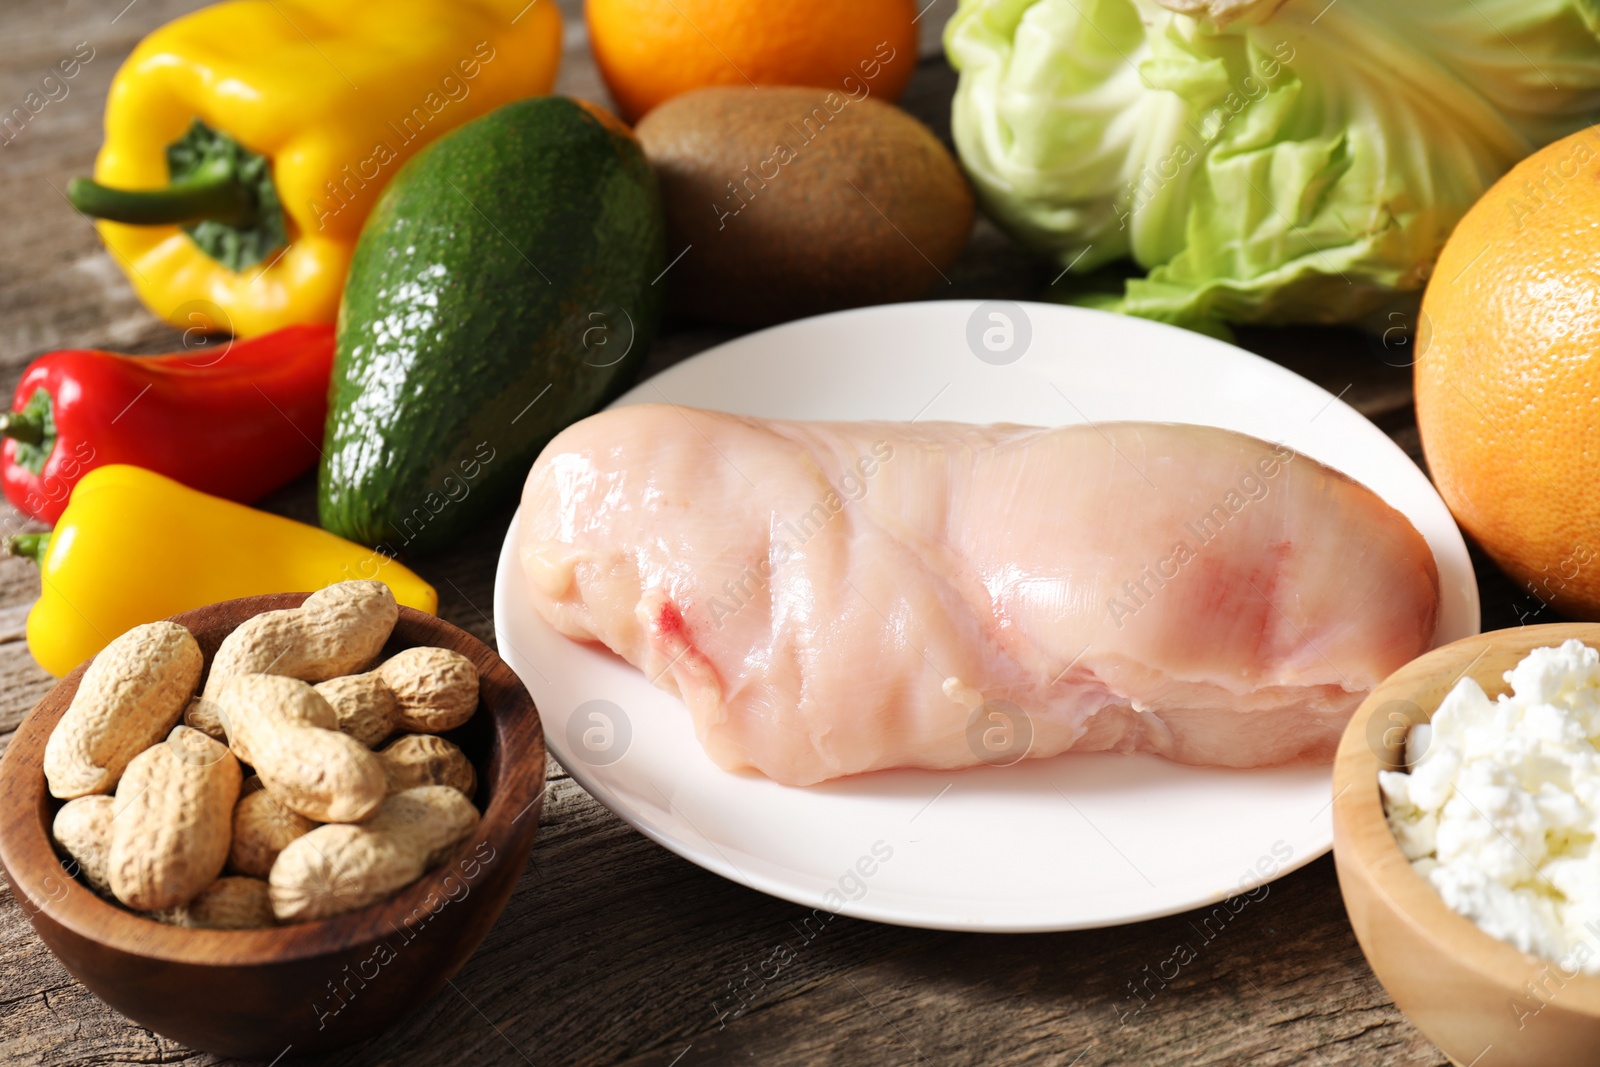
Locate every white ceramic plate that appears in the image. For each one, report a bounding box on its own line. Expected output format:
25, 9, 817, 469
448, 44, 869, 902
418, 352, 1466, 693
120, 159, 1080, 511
493, 300, 1478, 932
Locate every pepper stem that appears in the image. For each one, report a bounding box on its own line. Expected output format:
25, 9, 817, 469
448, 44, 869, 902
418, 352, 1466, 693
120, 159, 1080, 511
6, 532, 51, 564
67, 156, 258, 228
0, 408, 43, 446
69, 119, 285, 271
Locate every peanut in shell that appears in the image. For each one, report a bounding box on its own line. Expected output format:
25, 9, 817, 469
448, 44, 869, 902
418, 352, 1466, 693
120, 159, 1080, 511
269, 785, 479, 922
218, 674, 386, 823
196, 580, 398, 740
108, 725, 241, 911
51, 794, 116, 895
43, 621, 202, 799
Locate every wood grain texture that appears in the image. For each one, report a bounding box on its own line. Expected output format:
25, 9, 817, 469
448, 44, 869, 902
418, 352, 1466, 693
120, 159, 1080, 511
0, 0, 1549, 1063
0, 595, 544, 1058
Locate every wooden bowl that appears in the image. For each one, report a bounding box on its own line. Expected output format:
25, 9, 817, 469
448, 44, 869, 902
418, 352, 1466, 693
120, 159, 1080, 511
1333, 622, 1600, 1067
0, 593, 545, 1058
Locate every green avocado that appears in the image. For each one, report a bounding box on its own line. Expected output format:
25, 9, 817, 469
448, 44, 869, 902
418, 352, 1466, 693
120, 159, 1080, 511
320, 97, 665, 556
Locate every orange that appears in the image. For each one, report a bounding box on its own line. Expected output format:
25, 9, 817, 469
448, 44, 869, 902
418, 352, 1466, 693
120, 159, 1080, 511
585, 0, 918, 122
1416, 124, 1600, 619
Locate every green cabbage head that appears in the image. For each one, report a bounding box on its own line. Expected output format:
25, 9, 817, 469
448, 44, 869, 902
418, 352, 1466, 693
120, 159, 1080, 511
946, 0, 1600, 335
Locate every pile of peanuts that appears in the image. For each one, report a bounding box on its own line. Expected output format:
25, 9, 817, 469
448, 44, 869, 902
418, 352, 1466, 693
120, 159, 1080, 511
43, 580, 483, 929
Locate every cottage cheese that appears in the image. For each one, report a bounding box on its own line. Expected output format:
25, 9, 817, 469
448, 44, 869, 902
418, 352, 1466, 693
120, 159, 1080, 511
1381, 639, 1600, 972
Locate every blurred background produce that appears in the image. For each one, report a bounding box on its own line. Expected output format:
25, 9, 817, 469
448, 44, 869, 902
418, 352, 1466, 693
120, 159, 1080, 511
1416, 127, 1600, 619
945, 0, 1600, 337
69, 0, 562, 337
587, 0, 918, 121
0, 324, 332, 524
637, 86, 972, 325
10, 465, 435, 677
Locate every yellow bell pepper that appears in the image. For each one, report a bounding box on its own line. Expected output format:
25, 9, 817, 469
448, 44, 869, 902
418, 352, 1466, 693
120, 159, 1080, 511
68, 0, 561, 338
10, 465, 437, 677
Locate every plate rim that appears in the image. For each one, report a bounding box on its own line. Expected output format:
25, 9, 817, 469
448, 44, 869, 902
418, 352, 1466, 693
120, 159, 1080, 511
493, 298, 1478, 932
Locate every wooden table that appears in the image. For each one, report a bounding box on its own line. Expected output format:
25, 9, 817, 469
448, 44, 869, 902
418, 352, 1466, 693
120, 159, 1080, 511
0, 2, 1532, 1063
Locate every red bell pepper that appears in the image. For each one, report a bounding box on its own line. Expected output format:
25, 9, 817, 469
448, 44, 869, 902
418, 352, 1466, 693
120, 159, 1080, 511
1, 324, 334, 525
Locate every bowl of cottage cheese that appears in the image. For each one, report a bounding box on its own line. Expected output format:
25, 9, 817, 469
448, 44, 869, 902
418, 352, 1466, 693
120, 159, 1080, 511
1334, 623, 1600, 1067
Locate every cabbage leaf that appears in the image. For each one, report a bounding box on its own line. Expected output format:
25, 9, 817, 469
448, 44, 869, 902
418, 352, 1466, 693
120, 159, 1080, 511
946, 0, 1600, 334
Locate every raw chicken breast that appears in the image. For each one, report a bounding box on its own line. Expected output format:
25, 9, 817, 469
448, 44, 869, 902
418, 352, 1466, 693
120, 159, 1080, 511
519, 405, 1439, 786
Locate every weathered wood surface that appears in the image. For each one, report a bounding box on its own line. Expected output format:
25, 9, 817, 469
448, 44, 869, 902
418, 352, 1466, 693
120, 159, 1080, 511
0, 1, 1532, 1064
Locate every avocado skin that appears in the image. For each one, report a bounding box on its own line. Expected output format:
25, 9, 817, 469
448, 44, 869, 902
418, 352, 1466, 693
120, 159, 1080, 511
321, 97, 665, 556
